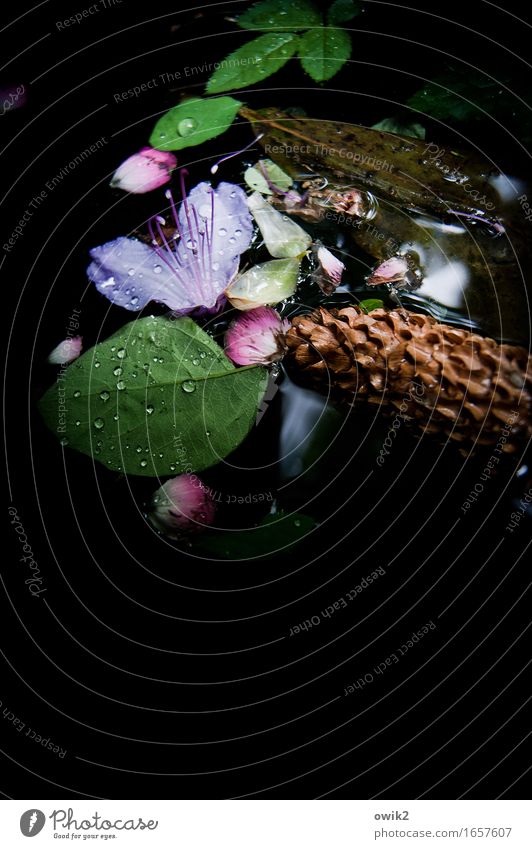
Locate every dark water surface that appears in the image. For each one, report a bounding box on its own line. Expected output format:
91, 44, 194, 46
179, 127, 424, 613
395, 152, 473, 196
2, 0, 531, 800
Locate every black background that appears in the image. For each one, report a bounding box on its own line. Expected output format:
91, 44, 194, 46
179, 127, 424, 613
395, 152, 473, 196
1, 0, 531, 800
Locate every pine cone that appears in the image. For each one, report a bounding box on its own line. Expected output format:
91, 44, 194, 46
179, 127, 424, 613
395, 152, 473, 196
284, 306, 532, 452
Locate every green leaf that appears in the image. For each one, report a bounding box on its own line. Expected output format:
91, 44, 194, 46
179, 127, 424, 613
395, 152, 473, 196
371, 116, 425, 140
327, 0, 361, 25
244, 159, 293, 194
359, 298, 384, 313
193, 511, 316, 559
238, 0, 321, 31
149, 96, 242, 151
406, 68, 532, 137
39, 317, 268, 477
206, 33, 299, 95
298, 26, 351, 83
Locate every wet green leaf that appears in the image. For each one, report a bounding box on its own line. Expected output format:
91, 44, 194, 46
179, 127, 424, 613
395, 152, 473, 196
39, 317, 268, 477
406, 68, 532, 139
206, 33, 300, 94
327, 0, 361, 25
359, 298, 384, 313
298, 26, 351, 83
238, 0, 321, 31
149, 96, 242, 151
193, 510, 316, 558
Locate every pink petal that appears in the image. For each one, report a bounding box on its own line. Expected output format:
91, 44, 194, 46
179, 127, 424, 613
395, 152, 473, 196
47, 336, 83, 365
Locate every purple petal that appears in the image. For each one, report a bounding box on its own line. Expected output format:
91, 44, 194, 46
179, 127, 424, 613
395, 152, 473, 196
174, 182, 253, 304
87, 237, 198, 312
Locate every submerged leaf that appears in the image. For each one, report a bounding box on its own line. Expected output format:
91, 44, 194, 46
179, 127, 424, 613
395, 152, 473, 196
206, 33, 300, 94
39, 317, 268, 477
149, 96, 242, 151
238, 0, 321, 31
298, 26, 351, 83
193, 510, 316, 558
327, 0, 361, 25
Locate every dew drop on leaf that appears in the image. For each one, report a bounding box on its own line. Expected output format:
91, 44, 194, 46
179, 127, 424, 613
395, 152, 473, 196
178, 117, 198, 137
113, 367, 122, 377
116, 380, 126, 390
117, 348, 126, 359
99, 390, 110, 401
73, 390, 81, 398
182, 380, 196, 393
146, 405, 154, 415
93, 418, 105, 430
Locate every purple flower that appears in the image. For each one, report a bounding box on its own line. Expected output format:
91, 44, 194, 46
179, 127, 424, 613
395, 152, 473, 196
110, 146, 177, 194
225, 307, 289, 365
148, 474, 216, 538
87, 173, 253, 314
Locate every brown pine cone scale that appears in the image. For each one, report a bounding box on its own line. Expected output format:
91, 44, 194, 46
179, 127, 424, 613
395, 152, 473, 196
284, 307, 532, 452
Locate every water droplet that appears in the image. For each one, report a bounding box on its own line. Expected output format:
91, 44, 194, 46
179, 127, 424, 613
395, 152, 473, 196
99, 390, 110, 401
192, 358, 200, 366
146, 405, 154, 415
127, 268, 135, 276
75, 420, 81, 427
113, 366, 122, 377
60, 437, 69, 446
113, 414, 120, 421
73, 390, 81, 398
136, 446, 142, 453
177, 117, 198, 137
94, 361, 101, 368
199, 351, 206, 359
93, 418, 105, 430
294, 519, 301, 527
117, 348, 126, 359
116, 380, 126, 391
218, 227, 227, 236
205, 430, 211, 437
182, 380, 196, 393
153, 265, 162, 274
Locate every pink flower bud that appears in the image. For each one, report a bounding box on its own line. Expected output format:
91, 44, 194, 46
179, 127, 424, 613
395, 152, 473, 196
225, 306, 289, 366
110, 147, 177, 194
47, 336, 83, 364
148, 474, 216, 538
